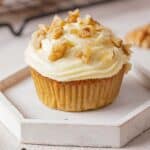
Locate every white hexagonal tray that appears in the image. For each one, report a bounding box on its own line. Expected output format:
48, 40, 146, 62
0, 67, 150, 148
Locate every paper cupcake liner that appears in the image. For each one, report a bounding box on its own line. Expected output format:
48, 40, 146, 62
30, 67, 124, 112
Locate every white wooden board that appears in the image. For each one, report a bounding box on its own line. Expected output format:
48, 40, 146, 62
0, 68, 150, 148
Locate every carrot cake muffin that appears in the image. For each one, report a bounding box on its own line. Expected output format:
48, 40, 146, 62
25, 9, 131, 112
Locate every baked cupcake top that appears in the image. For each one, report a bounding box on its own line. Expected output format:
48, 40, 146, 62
25, 9, 131, 81
125, 24, 150, 49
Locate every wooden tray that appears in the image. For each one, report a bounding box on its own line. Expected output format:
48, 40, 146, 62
0, 67, 150, 148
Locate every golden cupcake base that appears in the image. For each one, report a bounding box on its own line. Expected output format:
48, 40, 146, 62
30, 67, 125, 112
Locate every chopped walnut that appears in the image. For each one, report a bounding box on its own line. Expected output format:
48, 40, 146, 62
32, 31, 45, 49
136, 31, 146, 45
32, 24, 50, 50
112, 38, 123, 48
75, 47, 92, 64
141, 36, 150, 48
78, 25, 95, 38
51, 26, 63, 39
84, 15, 97, 25
66, 9, 80, 23
38, 24, 49, 33
125, 24, 150, 48
48, 42, 67, 61
122, 44, 132, 55
70, 26, 95, 38
80, 15, 103, 32
70, 22, 100, 38
48, 40, 74, 61
49, 16, 65, 32
32, 37, 41, 49
47, 16, 65, 39
79, 15, 95, 25
95, 24, 104, 32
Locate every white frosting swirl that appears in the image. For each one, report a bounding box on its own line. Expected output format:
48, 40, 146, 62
25, 21, 130, 81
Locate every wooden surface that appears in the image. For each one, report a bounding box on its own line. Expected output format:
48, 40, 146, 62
0, 0, 150, 149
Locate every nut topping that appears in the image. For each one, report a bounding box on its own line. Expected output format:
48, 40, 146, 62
51, 26, 63, 39
76, 47, 92, 64
66, 9, 80, 23
112, 38, 122, 48
32, 24, 50, 49
31, 9, 131, 66
78, 25, 95, 38
125, 24, 150, 48
48, 40, 74, 61
122, 44, 132, 55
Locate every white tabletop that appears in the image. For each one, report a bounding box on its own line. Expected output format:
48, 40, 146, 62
0, 0, 150, 149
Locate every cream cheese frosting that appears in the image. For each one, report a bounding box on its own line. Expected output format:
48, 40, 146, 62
25, 10, 131, 82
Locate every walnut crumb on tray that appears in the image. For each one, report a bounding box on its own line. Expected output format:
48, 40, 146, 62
125, 24, 150, 49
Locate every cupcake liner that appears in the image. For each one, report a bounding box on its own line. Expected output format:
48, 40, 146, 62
30, 67, 124, 112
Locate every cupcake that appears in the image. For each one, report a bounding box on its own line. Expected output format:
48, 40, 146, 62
25, 9, 131, 112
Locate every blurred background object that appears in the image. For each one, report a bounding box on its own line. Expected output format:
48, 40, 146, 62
0, 0, 108, 36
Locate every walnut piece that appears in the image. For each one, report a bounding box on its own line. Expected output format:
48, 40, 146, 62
51, 26, 63, 39
38, 24, 49, 33
66, 9, 80, 23
112, 38, 122, 48
48, 40, 74, 61
32, 25, 48, 50
50, 16, 65, 30
76, 47, 92, 64
141, 36, 150, 48
125, 24, 150, 48
70, 15, 102, 38
78, 25, 95, 38
85, 16, 97, 25
122, 44, 132, 55
48, 16, 65, 39
79, 15, 102, 32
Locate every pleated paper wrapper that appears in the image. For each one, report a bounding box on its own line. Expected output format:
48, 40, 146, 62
30, 67, 124, 112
